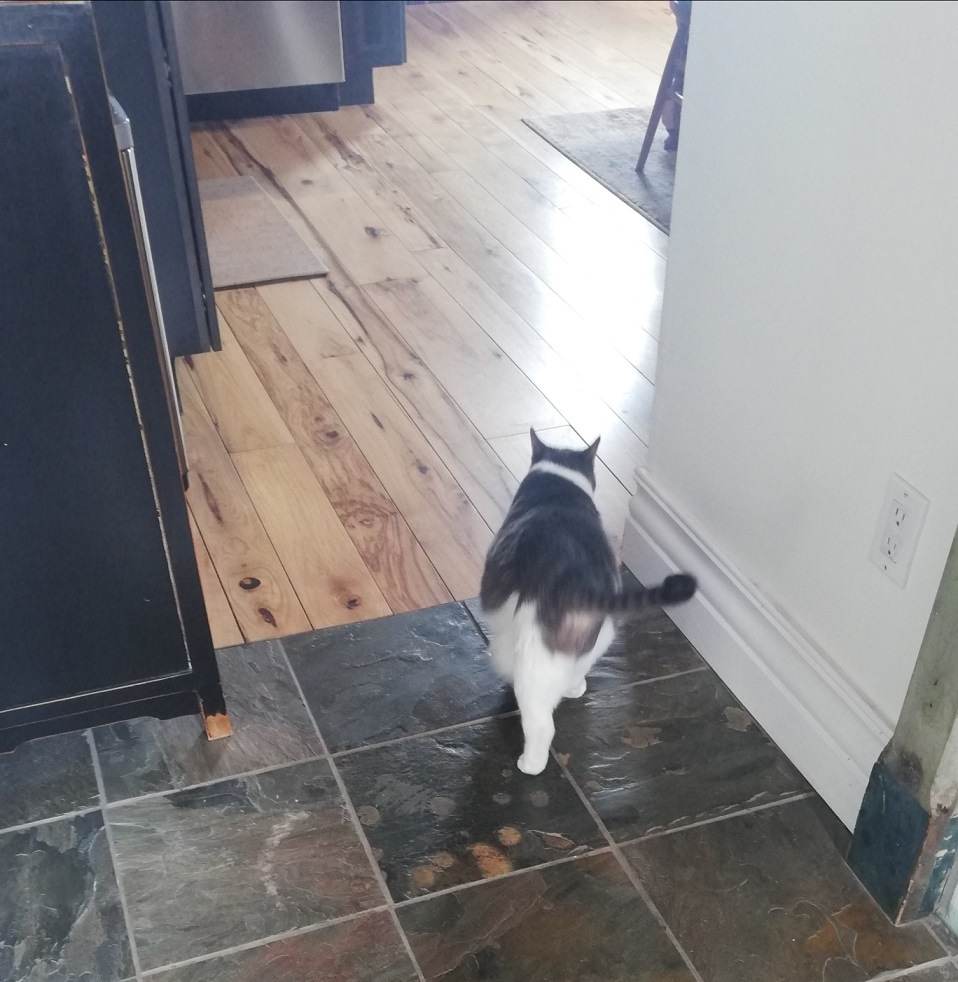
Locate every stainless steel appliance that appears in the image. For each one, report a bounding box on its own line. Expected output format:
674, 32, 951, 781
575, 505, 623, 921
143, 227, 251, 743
169, 0, 345, 95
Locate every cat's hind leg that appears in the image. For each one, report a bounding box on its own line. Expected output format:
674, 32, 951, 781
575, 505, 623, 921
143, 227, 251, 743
562, 677, 588, 700
512, 606, 570, 775
562, 617, 615, 699
514, 677, 558, 776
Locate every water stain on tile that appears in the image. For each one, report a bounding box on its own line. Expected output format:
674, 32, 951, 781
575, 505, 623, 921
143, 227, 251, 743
92, 641, 323, 802
0, 730, 99, 831
623, 799, 944, 982
107, 759, 383, 971
554, 670, 807, 841
0, 811, 134, 982
337, 716, 605, 901
884, 965, 958, 981
399, 851, 696, 981
285, 603, 514, 753
149, 910, 417, 982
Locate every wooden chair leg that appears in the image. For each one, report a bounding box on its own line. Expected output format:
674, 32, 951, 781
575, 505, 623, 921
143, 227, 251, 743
636, 26, 687, 173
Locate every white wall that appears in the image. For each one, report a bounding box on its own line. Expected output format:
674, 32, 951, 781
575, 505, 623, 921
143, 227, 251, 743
651, 0, 958, 728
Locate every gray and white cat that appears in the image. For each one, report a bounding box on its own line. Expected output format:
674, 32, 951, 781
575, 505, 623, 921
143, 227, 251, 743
480, 430, 697, 775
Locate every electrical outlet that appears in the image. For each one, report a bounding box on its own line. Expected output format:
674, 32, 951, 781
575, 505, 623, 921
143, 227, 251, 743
871, 475, 929, 587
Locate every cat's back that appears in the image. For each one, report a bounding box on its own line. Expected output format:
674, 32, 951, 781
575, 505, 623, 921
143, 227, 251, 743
481, 472, 616, 610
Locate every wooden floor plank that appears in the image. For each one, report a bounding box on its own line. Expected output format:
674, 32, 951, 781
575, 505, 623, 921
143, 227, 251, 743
233, 444, 392, 627
216, 287, 452, 614
363, 275, 567, 438
490, 424, 631, 552
179, 1, 672, 636
182, 317, 294, 454
541, 1, 673, 72
464, 0, 661, 107
456, 0, 634, 110
210, 111, 519, 529
405, 10, 568, 118
311, 277, 518, 528
432, 2, 607, 114
191, 128, 238, 181
430, 165, 661, 378
360, 103, 460, 176
323, 121, 654, 440
372, 52, 668, 320
308, 351, 492, 600
257, 279, 356, 360
188, 508, 244, 648
177, 368, 312, 640
415, 247, 649, 487
223, 117, 426, 285
293, 113, 446, 253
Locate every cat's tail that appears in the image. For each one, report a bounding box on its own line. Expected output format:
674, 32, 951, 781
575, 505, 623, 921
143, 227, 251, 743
576, 574, 697, 615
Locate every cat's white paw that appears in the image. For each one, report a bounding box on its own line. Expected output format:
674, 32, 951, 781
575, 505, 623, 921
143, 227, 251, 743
517, 752, 548, 776
563, 678, 587, 699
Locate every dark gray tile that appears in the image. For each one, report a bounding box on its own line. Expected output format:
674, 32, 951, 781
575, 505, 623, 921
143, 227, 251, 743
623, 799, 944, 982
398, 851, 695, 981
0, 731, 98, 831
151, 911, 417, 982
0, 811, 134, 982
337, 715, 605, 902
553, 670, 807, 841
93, 641, 323, 801
108, 759, 383, 972
590, 611, 706, 690
286, 603, 513, 753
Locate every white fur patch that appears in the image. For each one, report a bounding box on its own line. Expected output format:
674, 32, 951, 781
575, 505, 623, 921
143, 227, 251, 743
483, 594, 615, 775
529, 461, 594, 498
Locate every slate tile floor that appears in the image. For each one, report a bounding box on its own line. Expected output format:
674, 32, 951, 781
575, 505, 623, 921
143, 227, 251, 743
2, 599, 957, 982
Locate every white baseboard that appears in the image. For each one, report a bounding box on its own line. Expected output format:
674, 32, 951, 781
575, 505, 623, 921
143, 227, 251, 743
622, 469, 892, 830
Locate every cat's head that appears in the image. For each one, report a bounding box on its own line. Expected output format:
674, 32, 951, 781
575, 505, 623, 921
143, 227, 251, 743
530, 428, 601, 490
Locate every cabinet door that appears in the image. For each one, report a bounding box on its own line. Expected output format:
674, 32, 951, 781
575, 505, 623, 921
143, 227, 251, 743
93, 0, 221, 359
0, 7, 191, 711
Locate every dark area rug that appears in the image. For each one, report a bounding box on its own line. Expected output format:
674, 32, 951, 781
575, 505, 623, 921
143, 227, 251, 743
524, 107, 675, 233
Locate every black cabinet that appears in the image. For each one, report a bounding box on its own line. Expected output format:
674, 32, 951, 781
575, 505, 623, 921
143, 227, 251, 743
0, 3, 229, 752
93, 0, 220, 360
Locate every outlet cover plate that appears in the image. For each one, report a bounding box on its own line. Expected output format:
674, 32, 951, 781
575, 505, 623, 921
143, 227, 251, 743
870, 474, 929, 588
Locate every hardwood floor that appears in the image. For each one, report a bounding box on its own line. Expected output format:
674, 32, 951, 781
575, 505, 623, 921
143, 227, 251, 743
182, 0, 672, 646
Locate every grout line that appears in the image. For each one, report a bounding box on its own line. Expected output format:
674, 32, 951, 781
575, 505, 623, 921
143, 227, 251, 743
863, 955, 957, 981
139, 903, 391, 977
460, 598, 488, 640
616, 791, 817, 847
100, 754, 328, 811
329, 666, 709, 763
331, 709, 520, 759
394, 845, 615, 910
87, 729, 144, 982
0, 803, 102, 838
276, 639, 427, 982
550, 746, 706, 982
922, 916, 957, 955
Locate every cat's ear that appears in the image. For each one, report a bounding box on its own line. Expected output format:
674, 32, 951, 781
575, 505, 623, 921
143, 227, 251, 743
585, 436, 601, 461
530, 427, 546, 463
